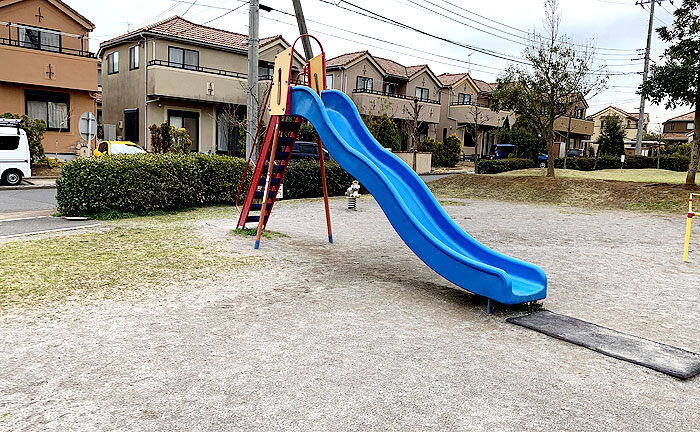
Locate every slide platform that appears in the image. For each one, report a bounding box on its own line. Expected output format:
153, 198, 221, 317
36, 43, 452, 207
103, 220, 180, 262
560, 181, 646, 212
290, 86, 547, 305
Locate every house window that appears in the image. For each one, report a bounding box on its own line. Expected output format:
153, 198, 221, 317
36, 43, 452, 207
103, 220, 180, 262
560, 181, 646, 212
574, 107, 584, 119
457, 93, 471, 104
25, 90, 69, 131
626, 120, 631, 128
384, 82, 397, 95
671, 123, 675, 130
124, 109, 139, 142
356, 76, 373, 91
258, 62, 274, 79
168, 110, 199, 152
17, 24, 60, 53
415, 87, 429, 102
129, 46, 139, 70
687, 122, 694, 130
107, 51, 119, 74
168, 47, 199, 70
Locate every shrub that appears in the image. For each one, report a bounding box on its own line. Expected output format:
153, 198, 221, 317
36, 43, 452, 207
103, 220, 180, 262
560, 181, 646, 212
624, 155, 656, 169
554, 157, 579, 170
1, 112, 46, 163
577, 157, 596, 171
283, 159, 356, 199
476, 158, 535, 174
595, 155, 621, 170
419, 137, 444, 167
442, 134, 462, 167
659, 155, 690, 172
56, 154, 251, 216
367, 115, 400, 151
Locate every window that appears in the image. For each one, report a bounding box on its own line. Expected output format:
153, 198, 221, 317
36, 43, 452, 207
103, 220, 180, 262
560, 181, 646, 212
356, 76, 373, 91
168, 47, 199, 70
415, 87, 429, 102
17, 24, 60, 52
626, 120, 631, 128
442, 128, 447, 142
0, 136, 20, 151
124, 109, 139, 142
107, 51, 119, 74
382, 82, 397, 96
326, 74, 334, 89
168, 110, 199, 152
687, 122, 695, 130
258, 62, 274, 79
129, 46, 139, 70
25, 90, 69, 131
457, 93, 471, 105
671, 123, 675, 130
574, 107, 584, 119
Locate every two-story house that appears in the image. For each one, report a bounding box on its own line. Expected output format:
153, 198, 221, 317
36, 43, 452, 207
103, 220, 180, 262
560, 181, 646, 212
437, 72, 515, 157
326, 51, 442, 147
552, 99, 593, 155
587, 106, 649, 143
98, 16, 304, 153
662, 111, 695, 145
0, 0, 98, 159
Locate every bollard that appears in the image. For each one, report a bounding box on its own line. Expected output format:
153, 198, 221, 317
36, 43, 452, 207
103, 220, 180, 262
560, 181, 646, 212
683, 193, 696, 262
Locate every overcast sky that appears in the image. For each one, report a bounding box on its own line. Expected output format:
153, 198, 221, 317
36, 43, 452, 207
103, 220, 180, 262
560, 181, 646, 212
73, 0, 691, 130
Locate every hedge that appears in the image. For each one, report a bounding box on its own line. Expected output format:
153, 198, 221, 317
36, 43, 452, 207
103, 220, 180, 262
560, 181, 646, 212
658, 155, 690, 172
282, 159, 357, 199
476, 158, 535, 174
57, 153, 252, 216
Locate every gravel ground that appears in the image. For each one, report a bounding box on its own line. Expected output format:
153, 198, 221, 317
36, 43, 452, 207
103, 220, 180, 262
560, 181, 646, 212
1, 196, 698, 431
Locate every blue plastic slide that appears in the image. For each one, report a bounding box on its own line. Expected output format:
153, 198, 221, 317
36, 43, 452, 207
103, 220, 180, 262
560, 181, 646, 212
290, 86, 547, 305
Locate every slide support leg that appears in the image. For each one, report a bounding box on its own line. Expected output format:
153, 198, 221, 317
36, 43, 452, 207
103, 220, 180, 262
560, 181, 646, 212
487, 299, 492, 315
318, 138, 333, 243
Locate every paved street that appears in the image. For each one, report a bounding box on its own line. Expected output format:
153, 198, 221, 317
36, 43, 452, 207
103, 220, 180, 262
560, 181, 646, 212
0, 189, 57, 214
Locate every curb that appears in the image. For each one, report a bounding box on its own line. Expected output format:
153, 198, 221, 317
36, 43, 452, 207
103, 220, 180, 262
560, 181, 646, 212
0, 184, 57, 190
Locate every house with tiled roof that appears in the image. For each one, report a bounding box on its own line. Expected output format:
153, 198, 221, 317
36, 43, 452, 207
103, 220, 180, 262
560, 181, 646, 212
587, 106, 649, 143
0, 0, 98, 159
437, 72, 514, 157
662, 111, 695, 144
325, 50, 442, 145
98, 16, 304, 153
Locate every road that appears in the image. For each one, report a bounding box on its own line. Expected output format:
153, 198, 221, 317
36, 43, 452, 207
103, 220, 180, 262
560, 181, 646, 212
0, 188, 57, 215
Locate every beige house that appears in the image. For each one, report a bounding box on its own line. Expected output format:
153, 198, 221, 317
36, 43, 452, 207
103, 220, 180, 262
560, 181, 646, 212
0, 0, 98, 158
437, 72, 515, 157
587, 106, 649, 142
98, 16, 304, 153
662, 111, 695, 145
326, 51, 441, 147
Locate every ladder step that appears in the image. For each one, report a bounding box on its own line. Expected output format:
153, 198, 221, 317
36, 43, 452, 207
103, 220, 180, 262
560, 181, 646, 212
263, 165, 285, 173
277, 136, 295, 144
279, 121, 301, 132
254, 190, 276, 198
259, 178, 281, 186
250, 203, 273, 211
246, 215, 270, 223
274, 151, 290, 160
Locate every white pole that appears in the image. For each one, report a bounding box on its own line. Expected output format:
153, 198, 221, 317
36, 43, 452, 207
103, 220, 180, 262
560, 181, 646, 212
247, 0, 259, 163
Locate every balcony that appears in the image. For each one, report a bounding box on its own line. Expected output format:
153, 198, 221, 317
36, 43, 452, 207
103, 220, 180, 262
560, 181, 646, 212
351, 88, 441, 123
0, 37, 95, 57
449, 103, 514, 128
0, 40, 97, 91
554, 116, 594, 136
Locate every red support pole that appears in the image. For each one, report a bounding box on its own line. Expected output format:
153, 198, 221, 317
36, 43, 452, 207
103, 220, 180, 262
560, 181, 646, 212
254, 120, 280, 249
317, 137, 333, 243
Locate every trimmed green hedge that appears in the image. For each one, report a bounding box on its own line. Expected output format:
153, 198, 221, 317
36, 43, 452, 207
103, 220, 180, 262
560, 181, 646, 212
595, 155, 620, 170
476, 158, 535, 174
658, 155, 690, 172
57, 154, 251, 216
283, 159, 356, 199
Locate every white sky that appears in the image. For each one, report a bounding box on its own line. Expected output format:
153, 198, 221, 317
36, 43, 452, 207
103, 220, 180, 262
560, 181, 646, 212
73, 0, 692, 131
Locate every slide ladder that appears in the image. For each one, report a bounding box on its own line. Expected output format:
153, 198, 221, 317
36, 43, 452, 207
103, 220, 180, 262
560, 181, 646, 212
236, 115, 303, 229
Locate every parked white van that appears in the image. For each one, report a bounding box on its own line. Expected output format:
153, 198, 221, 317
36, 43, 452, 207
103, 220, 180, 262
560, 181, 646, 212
0, 119, 31, 186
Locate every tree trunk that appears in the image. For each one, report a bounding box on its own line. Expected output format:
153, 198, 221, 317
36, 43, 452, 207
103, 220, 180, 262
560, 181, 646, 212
687, 91, 700, 186
546, 123, 555, 177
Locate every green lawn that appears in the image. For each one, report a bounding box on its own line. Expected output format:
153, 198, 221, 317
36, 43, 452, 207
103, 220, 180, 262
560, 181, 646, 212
495, 168, 691, 184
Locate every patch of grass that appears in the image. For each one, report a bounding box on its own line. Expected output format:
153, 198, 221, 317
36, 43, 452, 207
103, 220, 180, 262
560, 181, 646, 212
231, 227, 289, 239
0, 206, 252, 309
496, 168, 693, 185
438, 200, 466, 206
429, 174, 699, 214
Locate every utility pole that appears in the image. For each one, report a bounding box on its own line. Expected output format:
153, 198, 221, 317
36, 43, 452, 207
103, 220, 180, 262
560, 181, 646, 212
291, 0, 313, 60
635, 0, 669, 155
247, 0, 259, 162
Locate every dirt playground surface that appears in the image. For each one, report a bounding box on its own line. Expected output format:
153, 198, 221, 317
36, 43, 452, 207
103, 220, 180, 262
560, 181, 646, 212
1, 196, 699, 431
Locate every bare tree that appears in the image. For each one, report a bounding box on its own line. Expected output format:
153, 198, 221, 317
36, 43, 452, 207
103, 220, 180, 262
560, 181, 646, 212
214, 104, 245, 156
463, 103, 493, 158
402, 98, 425, 171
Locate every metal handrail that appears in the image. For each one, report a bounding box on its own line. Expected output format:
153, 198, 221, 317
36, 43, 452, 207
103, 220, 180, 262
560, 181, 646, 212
147, 59, 247, 79
351, 88, 440, 104
0, 37, 95, 58
450, 101, 491, 108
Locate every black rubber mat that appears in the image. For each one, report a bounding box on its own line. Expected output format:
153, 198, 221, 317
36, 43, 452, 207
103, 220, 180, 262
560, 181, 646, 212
507, 311, 700, 380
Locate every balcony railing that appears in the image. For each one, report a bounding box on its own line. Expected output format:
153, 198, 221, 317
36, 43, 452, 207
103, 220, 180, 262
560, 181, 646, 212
0, 37, 95, 58
352, 88, 440, 104
450, 100, 490, 108
147, 59, 251, 79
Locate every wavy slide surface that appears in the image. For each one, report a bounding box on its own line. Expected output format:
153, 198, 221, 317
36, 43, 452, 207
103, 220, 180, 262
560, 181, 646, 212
290, 86, 547, 304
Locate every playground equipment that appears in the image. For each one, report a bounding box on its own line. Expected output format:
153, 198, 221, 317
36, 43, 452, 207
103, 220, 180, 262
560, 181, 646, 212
683, 193, 697, 262
345, 181, 361, 209
236, 35, 547, 307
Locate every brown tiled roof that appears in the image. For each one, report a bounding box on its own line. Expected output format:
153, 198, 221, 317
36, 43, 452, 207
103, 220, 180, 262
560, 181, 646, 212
587, 106, 649, 122
662, 131, 693, 141
437, 73, 467, 86
101, 16, 280, 51
375, 57, 407, 77
406, 65, 427, 77
665, 111, 695, 123
473, 79, 494, 93
326, 51, 369, 68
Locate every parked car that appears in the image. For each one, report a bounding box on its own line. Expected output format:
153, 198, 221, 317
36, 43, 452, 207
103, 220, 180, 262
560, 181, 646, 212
290, 141, 330, 160
566, 148, 585, 158
93, 140, 146, 156
486, 143, 516, 160
538, 153, 548, 168
0, 119, 31, 186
